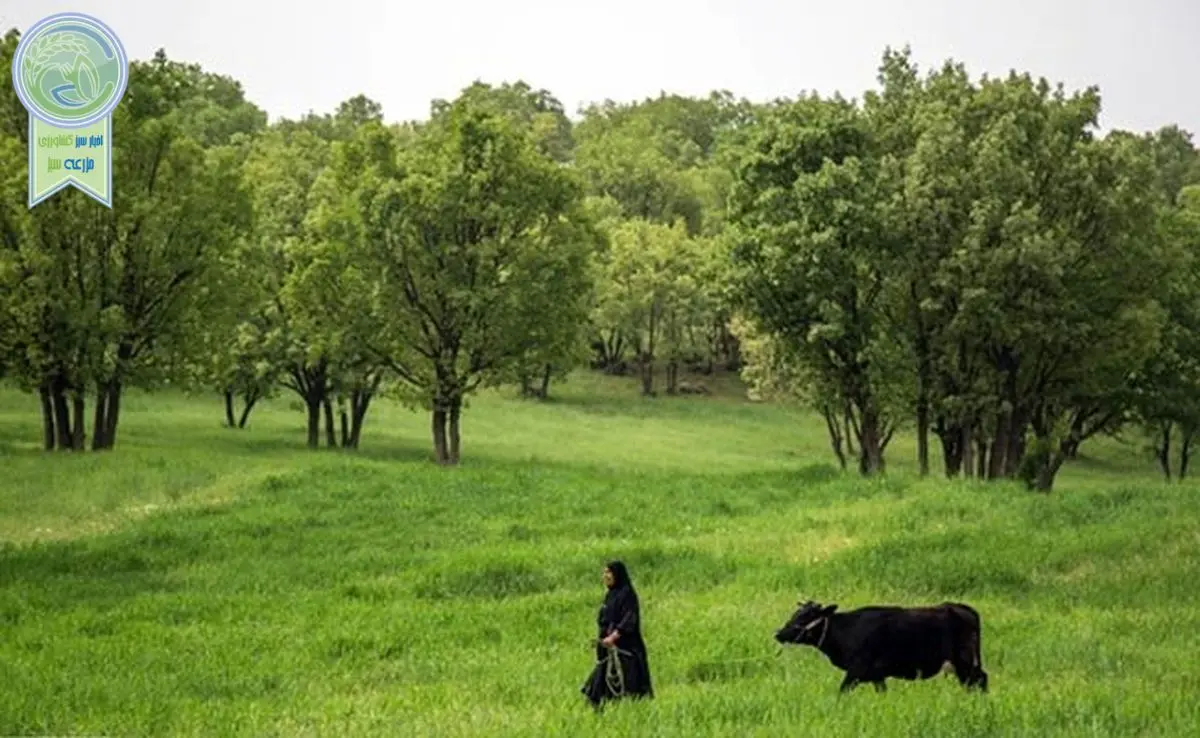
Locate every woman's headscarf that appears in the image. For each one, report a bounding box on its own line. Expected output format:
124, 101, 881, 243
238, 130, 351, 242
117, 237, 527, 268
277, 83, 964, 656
599, 560, 641, 635
606, 560, 631, 590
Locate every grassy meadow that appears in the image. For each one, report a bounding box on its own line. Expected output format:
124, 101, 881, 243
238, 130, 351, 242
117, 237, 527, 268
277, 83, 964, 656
1, 372, 1199, 737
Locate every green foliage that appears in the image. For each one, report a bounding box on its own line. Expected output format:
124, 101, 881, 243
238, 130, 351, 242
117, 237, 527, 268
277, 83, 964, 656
573, 91, 748, 236
728, 92, 907, 474
590, 218, 725, 394
432, 81, 575, 163
309, 92, 597, 462
3, 30, 1200, 486
726, 47, 1187, 489
1129, 184, 1200, 476
0, 36, 259, 450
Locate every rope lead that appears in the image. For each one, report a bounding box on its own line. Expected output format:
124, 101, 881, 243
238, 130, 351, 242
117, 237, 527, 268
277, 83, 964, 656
601, 644, 632, 698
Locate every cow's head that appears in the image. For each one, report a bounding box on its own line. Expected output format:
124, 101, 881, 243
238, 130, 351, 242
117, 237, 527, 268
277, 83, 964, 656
774, 599, 838, 646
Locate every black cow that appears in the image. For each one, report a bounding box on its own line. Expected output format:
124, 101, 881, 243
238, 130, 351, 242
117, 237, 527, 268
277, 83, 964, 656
774, 599, 988, 694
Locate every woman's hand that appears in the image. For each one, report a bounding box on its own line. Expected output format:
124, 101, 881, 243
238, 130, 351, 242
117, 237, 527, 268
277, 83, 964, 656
601, 631, 619, 647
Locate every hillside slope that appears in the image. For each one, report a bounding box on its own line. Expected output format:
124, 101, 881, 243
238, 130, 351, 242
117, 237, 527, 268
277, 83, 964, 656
1, 373, 1197, 737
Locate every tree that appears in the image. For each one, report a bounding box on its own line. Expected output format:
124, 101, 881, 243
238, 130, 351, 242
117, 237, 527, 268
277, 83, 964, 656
1133, 184, 1200, 480
574, 93, 751, 376
727, 93, 908, 474
285, 122, 394, 449
733, 314, 857, 470
843, 48, 1174, 491
237, 122, 337, 448
319, 95, 596, 464
189, 134, 284, 432
430, 81, 597, 399
592, 218, 708, 396
923, 75, 1168, 491
1147, 125, 1200, 205
0, 38, 260, 451
508, 244, 598, 400
0, 131, 30, 393
433, 80, 575, 163
279, 93, 384, 143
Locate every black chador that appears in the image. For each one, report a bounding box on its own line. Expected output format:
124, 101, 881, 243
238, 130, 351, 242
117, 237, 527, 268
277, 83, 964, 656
581, 560, 653, 708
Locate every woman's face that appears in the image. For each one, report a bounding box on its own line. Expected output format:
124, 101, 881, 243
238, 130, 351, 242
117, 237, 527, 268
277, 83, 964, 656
603, 567, 615, 588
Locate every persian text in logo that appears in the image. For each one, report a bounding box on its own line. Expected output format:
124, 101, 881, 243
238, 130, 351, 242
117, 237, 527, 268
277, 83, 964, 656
11, 12, 129, 208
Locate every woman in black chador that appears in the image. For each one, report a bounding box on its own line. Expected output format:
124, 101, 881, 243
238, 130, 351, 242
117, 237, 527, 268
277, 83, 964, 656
581, 560, 653, 709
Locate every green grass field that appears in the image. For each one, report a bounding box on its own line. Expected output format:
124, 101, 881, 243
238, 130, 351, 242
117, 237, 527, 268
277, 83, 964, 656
2, 372, 1199, 737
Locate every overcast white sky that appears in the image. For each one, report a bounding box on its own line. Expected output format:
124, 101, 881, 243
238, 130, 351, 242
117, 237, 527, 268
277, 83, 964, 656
3, 0, 1197, 135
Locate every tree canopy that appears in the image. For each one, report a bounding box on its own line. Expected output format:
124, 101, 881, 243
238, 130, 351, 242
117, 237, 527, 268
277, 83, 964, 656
3, 31, 1199, 488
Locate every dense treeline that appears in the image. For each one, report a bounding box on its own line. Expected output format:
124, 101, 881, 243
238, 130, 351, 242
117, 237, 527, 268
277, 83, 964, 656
2, 31, 1199, 489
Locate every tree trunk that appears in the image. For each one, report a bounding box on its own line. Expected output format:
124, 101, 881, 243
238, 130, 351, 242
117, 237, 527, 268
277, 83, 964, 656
856, 406, 885, 476
237, 392, 258, 429
349, 390, 372, 449
1028, 407, 1104, 493
821, 406, 847, 470
288, 361, 329, 451
916, 399, 930, 477
975, 432, 989, 479
1157, 420, 1173, 481
91, 382, 107, 451
1180, 426, 1194, 481
600, 332, 625, 374
843, 405, 855, 457
101, 379, 122, 450
961, 422, 975, 479
666, 361, 679, 395
70, 393, 86, 450
224, 390, 236, 428
448, 398, 462, 465
95, 341, 133, 451
323, 397, 336, 448
305, 398, 321, 449
640, 356, 654, 396
339, 401, 350, 448
987, 410, 1009, 479
910, 279, 933, 478
936, 420, 963, 478
608, 334, 625, 374
39, 384, 56, 450
519, 371, 534, 398
1032, 449, 1067, 492
1004, 417, 1027, 478
538, 363, 553, 399
51, 382, 72, 451
431, 406, 449, 464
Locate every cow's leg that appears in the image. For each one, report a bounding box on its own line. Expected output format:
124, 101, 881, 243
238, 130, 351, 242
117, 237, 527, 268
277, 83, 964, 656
872, 679, 887, 693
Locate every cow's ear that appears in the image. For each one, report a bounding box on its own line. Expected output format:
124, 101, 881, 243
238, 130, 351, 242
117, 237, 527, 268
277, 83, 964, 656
822, 604, 838, 616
